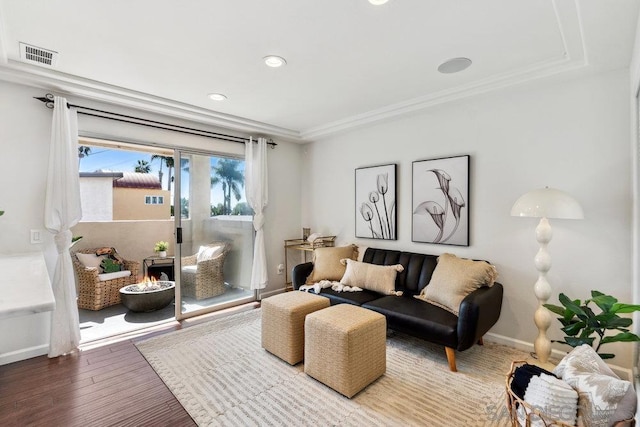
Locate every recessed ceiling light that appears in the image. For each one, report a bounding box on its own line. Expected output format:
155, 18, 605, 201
437, 57, 472, 74
264, 55, 287, 68
369, 0, 389, 4
208, 93, 227, 101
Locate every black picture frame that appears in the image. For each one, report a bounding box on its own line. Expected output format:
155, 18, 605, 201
355, 163, 397, 240
412, 155, 469, 246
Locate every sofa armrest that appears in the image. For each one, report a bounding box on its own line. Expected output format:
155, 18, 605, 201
291, 262, 313, 290
456, 283, 503, 351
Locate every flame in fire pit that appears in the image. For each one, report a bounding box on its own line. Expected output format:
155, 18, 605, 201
137, 275, 161, 291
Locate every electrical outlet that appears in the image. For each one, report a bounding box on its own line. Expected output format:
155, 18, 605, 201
30, 229, 44, 244
277, 263, 284, 275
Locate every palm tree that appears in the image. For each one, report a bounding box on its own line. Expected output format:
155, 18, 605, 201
134, 159, 151, 173
211, 159, 244, 215
78, 146, 91, 166
150, 155, 174, 191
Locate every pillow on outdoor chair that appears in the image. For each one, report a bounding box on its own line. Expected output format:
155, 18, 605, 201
196, 245, 224, 262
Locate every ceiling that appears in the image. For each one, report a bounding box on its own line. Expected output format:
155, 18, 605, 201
0, 0, 638, 142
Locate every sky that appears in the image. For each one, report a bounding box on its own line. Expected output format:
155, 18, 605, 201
79, 146, 246, 207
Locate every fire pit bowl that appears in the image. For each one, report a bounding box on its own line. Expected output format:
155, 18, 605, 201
119, 280, 175, 312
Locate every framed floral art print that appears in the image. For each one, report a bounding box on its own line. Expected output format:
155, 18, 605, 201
355, 164, 397, 240
412, 155, 469, 246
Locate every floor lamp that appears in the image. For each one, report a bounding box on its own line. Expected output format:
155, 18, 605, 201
510, 187, 584, 363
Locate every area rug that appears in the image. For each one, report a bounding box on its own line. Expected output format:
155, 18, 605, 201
136, 308, 528, 426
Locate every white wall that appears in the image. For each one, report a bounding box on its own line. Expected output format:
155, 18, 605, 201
0, 80, 303, 361
303, 68, 635, 367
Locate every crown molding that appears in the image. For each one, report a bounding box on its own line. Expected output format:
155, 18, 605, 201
0, 61, 305, 143
0, 0, 587, 144
301, 0, 587, 140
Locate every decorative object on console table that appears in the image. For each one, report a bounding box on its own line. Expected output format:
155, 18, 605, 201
412, 155, 469, 246
283, 235, 336, 289
355, 164, 396, 240
154, 240, 169, 258
511, 187, 584, 364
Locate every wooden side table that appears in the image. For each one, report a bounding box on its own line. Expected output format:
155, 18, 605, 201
283, 236, 336, 289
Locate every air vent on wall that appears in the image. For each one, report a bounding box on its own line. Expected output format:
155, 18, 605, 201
19, 42, 58, 67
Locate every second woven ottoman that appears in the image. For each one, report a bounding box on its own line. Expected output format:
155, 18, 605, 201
304, 304, 386, 398
261, 291, 330, 365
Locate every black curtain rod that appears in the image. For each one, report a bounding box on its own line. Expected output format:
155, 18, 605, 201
34, 93, 276, 147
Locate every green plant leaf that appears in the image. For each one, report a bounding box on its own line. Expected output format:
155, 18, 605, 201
611, 303, 640, 314
600, 332, 640, 345
603, 317, 633, 329
598, 353, 615, 360
543, 304, 566, 316
590, 294, 617, 313
562, 321, 586, 336
565, 336, 594, 347
559, 294, 588, 318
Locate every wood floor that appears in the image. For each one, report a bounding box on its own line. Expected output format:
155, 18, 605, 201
0, 337, 196, 427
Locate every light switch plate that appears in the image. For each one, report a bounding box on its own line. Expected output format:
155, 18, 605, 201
30, 229, 43, 244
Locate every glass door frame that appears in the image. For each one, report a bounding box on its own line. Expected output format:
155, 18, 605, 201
173, 148, 257, 321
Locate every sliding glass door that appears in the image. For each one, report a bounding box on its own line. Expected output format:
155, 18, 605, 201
174, 149, 256, 320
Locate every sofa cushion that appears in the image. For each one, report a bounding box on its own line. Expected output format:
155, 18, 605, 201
363, 296, 459, 348
305, 245, 358, 284
416, 253, 498, 315
97, 270, 132, 282
318, 287, 382, 306
339, 259, 403, 295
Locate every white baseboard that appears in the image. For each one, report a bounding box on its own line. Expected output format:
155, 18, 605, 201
0, 344, 48, 366
485, 332, 633, 381
258, 288, 287, 299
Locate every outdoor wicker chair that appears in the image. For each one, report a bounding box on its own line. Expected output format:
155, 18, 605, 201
72, 247, 140, 310
181, 241, 230, 300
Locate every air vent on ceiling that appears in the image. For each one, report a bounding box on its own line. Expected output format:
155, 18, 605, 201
19, 42, 58, 67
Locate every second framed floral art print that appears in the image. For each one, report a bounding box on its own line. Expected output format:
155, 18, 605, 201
412, 155, 469, 246
355, 164, 397, 240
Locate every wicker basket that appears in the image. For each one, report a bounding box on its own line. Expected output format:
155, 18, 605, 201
72, 248, 140, 311
505, 361, 635, 427
505, 360, 574, 427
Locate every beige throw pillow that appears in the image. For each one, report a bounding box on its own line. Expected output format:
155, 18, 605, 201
339, 259, 404, 295
416, 253, 498, 315
305, 245, 358, 284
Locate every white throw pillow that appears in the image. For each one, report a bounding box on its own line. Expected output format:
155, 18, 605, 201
339, 259, 404, 296
76, 252, 106, 270
196, 245, 223, 263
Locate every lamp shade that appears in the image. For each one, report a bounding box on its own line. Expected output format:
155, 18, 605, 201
510, 187, 584, 219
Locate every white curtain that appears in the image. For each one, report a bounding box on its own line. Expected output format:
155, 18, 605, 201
245, 137, 269, 290
45, 96, 82, 357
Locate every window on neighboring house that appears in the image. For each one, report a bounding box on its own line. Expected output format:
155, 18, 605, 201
145, 195, 164, 205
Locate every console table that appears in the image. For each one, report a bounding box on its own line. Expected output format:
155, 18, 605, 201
143, 256, 175, 281
283, 236, 335, 289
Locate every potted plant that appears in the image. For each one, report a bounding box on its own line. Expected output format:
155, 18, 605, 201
154, 241, 169, 258
543, 290, 640, 359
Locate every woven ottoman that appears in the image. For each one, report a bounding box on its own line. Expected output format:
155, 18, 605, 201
304, 304, 386, 398
261, 291, 330, 365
